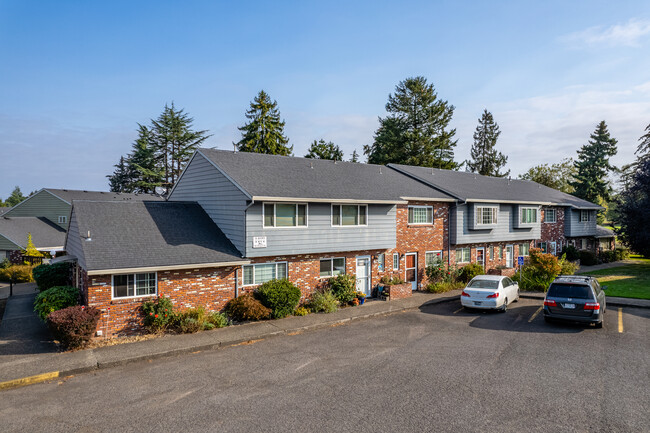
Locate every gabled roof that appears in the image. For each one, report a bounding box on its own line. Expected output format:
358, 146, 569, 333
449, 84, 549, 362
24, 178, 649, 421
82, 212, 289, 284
69, 201, 248, 274
0, 207, 11, 217
44, 188, 163, 204
388, 164, 601, 209
0, 217, 66, 250
195, 148, 456, 203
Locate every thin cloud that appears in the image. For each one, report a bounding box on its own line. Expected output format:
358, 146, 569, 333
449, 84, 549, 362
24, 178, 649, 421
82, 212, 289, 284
562, 18, 650, 47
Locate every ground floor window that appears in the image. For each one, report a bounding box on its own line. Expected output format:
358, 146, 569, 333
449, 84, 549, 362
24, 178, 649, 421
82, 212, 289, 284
456, 247, 470, 264
599, 239, 610, 250
538, 242, 547, 253
320, 258, 345, 277
112, 272, 157, 299
393, 253, 399, 270
425, 251, 442, 267
377, 253, 385, 271
243, 262, 288, 286
519, 243, 529, 256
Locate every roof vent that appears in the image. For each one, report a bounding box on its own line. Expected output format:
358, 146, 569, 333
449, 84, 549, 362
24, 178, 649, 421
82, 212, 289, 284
233, 143, 237, 152
379, 167, 382, 174
310, 162, 314, 169
85, 230, 92, 242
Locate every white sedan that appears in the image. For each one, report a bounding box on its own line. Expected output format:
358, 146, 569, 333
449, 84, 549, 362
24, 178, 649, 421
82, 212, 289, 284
460, 275, 520, 312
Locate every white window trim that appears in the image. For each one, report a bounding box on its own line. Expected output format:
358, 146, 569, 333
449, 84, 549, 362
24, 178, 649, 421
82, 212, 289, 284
111, 272, 158, 300
425, 250, 443, 267
408, 205, 434, 225
519, 243, 530, 256
241, 261, 289, 286
331, 204, 369, 227
262, 203, 308, 228
456, 247, 470, 264
318, 257, 346, 279
58, 215, 68, 224
544, 209, 557, 223
579, 210, 591, 223
392, 253, 400, 270
475, 206, 498, 225
520, 207, 538, 224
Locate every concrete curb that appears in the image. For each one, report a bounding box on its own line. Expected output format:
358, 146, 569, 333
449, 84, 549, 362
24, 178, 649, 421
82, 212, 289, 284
0, 294, 460, 391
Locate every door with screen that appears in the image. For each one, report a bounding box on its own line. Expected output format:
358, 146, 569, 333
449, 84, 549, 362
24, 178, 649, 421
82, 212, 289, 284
405, 253, 417, 291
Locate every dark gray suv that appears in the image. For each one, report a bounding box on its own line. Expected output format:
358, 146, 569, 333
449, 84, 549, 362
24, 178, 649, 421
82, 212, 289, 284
543, 275, 606, 328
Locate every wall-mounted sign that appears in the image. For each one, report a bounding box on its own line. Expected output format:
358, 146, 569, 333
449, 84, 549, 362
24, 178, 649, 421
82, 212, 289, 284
253, 236, 267, 248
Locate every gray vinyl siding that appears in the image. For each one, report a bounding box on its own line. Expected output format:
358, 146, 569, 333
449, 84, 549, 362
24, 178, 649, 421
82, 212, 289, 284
168, 152, 248, 254
65, 211, 86, 270
245, 203, 396, 257
565, 209, 597, 237
4, 190, 71, 228
0, 234, 20, 251
450, 203, 541, 245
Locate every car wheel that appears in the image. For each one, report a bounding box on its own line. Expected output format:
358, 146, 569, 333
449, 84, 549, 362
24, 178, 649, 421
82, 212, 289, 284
500, 298, 508, 313
595, 321, 603, 329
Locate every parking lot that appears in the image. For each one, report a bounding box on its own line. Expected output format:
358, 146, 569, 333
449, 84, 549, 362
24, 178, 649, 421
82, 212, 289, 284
1, 298, 648, 432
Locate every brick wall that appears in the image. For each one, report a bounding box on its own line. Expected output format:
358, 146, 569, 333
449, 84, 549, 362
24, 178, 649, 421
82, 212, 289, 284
450, 241, 533, 271
539, 206, 566, 254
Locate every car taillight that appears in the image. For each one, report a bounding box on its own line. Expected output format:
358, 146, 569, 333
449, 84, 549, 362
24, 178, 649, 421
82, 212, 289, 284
461, 291, 470, 297
584, 302, 600, 311
544, 299, 557, 307
486, 292, 499, 298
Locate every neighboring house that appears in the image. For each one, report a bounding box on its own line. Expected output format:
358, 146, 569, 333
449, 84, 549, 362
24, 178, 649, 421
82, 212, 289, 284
594, 225, 616, 252
4, 188, 163, 229
65, 200, 249, 336
0, 216, 66, 260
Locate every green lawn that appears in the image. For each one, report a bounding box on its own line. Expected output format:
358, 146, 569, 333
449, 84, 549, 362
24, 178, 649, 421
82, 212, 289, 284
580, 262, 650, 299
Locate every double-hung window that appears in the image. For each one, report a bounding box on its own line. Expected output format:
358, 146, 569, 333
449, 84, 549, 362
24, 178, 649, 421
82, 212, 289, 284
579, 210, 591, 222
243, 262, 288, 286
475, 207, 497, 225
408, 206, 433, 224
113, 272, 156, 299
58, 215, 68, 224
332, 204, 367, 226
538, 242, 547, 253
320, 258, 345, 277
520, 207, 537, 224
264, 203, 307, 227
456, 248, 470, 264
544, 209, 556, 223
425, 251, 442, 267
519, 243, 530, 256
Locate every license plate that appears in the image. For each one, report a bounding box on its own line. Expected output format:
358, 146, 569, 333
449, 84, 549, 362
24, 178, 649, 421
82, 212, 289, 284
474, 301, 481, 306
563, 303, 576, 309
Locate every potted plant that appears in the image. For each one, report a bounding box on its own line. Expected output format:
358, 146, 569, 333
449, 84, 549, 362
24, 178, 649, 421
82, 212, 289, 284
356, 291, 367, 305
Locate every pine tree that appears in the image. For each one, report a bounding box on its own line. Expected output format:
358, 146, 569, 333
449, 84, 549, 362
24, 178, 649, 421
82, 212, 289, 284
466, 110, 509, 177
618, 155, 650, 256
350, 150, 360, 163
570, 121, 618, 205
520, 158, 576, 193
151, 103, 211, 187
636, 122, 650, 162
5, 186, 26, 207
364, 76, 458, 169
235, 90, 292, 156
305, 139, 343, 160
129, 125, 164, 193
107, 156, 133, 193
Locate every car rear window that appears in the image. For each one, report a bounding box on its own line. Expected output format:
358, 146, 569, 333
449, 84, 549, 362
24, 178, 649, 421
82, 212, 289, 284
547, 283, 593, 299
467, 279, 499, 290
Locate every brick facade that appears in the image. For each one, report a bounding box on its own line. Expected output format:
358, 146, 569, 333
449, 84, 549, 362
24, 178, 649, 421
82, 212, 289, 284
450, 241, 533, 270
539, 207, 566, 254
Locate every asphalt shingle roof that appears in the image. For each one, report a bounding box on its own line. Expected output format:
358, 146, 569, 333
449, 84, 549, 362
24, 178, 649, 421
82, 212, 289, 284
0, 217, 66, 249
197, 148, 455, 202
45, 188, 164, 203
71, 201, 246, 272
388, 164, 601, 209
595, 225, 616, 238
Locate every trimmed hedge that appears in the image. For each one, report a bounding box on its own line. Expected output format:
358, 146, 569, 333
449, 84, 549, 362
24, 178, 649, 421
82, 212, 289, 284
47, 306, 101, 349
34, 286, 79, 321
32, 262, 70, 291
225, 293, 271, 321
579, 250, 598, 266
256, 279, 302, 319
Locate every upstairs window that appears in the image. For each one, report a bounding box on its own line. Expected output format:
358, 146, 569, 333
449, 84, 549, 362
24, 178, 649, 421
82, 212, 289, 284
476, 207, 498, 225
332, 204, 367, 226
408, 206, 433, 224
320, 258, 345, 277
520, 207, 538, 224
264, 203, 307, 227
544, 209, 557, 223
58, 216, 68, 224
579, 210, 591, 222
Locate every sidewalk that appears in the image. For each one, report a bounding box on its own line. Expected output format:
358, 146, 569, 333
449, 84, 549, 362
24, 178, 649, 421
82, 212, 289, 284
0, 290, 462, 389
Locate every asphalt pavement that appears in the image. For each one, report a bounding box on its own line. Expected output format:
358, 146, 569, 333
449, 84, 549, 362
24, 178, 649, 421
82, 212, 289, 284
0, 298, 647, 433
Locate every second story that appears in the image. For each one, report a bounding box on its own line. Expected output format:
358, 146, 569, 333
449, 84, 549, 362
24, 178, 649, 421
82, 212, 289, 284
169, 149, 456, 258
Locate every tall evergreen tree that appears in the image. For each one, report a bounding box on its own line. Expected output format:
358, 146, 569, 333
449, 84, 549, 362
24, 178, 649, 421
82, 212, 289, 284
305, 139, 343, 161
466, 110, 509, 177
350, 150, 360, 163
636, 122, 650, 162
151, 103, 210, 187
364, 76, 458, 169
570, 121, 618, 205
235, 90, 292, 156
129, 125, 165, 193
617, 155, 650, 256
107, 156, 133, 193
5, 186, 26, 207
520, 158, 576, 193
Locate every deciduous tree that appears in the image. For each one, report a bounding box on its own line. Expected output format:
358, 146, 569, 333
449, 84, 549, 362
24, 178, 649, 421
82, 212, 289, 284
520, 158, 576, 193
5, 186, 26, 207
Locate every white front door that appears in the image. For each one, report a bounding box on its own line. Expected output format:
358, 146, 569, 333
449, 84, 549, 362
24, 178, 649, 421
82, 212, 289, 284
356, 256, 371, 296
506, 245, 514, 268
405, 252, 417, 291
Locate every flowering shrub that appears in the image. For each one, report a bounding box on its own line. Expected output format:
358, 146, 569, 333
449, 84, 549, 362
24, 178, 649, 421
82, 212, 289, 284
141, 296, 175, 332
47, 306, 101, 349
34, 286, 79, 321
425, 263, 461, 284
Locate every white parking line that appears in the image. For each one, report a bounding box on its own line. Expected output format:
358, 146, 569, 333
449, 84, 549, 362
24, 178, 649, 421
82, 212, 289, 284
528, 307, 543, 323
618, 308, 624, 333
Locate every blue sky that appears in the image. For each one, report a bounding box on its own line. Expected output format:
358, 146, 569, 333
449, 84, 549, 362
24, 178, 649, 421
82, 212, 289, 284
1, 0, 649, 199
